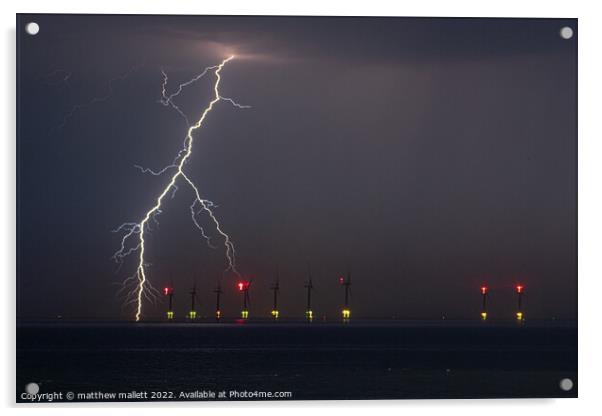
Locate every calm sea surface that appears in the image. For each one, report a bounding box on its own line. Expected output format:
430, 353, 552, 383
17, 320, 577, 401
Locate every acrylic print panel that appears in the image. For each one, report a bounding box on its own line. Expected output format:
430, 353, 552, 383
16, 14, 577, 402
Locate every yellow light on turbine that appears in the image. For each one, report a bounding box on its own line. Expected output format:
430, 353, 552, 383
189, 311, 197, 319
305, 310, 313, 320
342, 309, 351, 319
480, 312, 487, 321
271, 310, 279, 319
241, 309, 249, 319
167, 311, 174, 320
516, 312, 523, 321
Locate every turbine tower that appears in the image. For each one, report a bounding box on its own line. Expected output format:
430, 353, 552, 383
271, 272, 280, 320
516, 284, 525, 323
188, 282, 197, 320
305, 263, 314, 322
238, 280, 251, 319
480, 285, 488, 321
340, 272, 351, 320
214, 280, 222, 321
163, 284, 174, 321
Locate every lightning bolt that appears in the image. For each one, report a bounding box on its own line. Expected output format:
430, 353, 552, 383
39, 69, 72, 88
58, 64, 143, 129
113, 56, 246, 321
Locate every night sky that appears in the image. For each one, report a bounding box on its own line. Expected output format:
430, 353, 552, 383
17, 15, 577, 320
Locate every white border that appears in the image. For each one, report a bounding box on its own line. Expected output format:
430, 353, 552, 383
2, 1, 600, 415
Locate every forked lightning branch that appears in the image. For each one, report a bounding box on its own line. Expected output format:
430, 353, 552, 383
112, 56, 248, 321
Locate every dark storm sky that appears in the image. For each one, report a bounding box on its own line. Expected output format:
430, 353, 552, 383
17, 15, 577, 320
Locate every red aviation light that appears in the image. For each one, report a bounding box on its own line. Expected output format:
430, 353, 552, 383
163, 287, 172, 296
516, 285, 524, 294
237, 282, 244, 291
480, 286, 488, 295
339, 276, 345, 285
